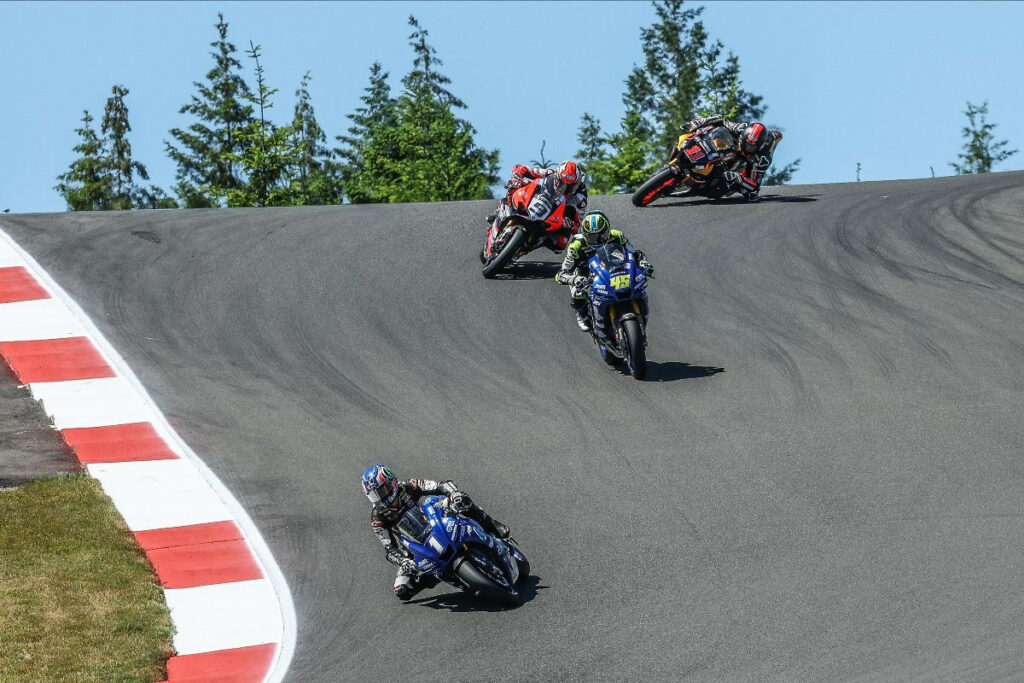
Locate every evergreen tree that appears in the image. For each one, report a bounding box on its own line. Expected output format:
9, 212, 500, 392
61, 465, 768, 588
950, 100, 1017, 174
100, 85, 159, 209
223, 43, 297, 207
392, 16, 498, 202
403, 16, 465, 109
290, 71, 342, 205
576, 113, 607, 169
335, 62, 398, 203
343, 16, 498, 203
55, 110, 113, 211
166, 13, 254, 207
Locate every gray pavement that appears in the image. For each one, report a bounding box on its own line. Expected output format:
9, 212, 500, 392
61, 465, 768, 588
3, 171, 1024, 680
0, 361, 80, 486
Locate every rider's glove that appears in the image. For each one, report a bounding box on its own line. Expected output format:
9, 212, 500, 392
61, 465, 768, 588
571, 274, 590, 290
723, 170, 742, 186
639, 259, 654, 277
399, 558, 418, 575
505, 174, 525, 190
449, 491, 472, 513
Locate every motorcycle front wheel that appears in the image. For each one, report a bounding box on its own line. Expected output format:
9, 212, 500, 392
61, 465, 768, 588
481, 227, 527, 279
622, 318, 647, 380
454, 548, 519, 605
631, 166, 682, 207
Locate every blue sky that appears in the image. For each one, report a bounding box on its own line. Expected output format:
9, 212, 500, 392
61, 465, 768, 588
2, 1, 1022, 213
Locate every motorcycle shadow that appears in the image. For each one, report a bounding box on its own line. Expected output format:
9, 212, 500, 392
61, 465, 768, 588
408, 575, 545, 612
648, 193, 820, 208
493, 261, 560, 281
642, 361, 725, 382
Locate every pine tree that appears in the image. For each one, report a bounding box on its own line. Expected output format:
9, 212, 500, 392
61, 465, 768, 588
55, 110, 113, 211
166, 13, 254, 207
100, 85, 156, 209
403, 16, 465, 109
576, 113, 607, 168
950, 100, 1017, 174
223, 43, 297, 207
290, 71, 342, 205
345, 16, 497, 203
393, 16, 498, 202
336, 62, 398, 203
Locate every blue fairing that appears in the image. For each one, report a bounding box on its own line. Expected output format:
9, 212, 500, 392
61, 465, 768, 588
396, 496, 522, 586
587, 243, 648, 320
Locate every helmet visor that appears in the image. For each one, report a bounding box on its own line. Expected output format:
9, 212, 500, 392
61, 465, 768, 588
366, 481, 393, 504
583, 229, 605, 245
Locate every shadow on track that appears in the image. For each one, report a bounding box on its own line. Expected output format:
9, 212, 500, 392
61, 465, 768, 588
491, 261, 560, 281
407, 575, 545, 612
644, 361, 725, 382
646, 194, 819, 208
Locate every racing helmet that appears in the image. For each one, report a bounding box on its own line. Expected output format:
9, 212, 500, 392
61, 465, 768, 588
554, 160, 582, 194
362, 464, 399, 508
581, 210, 611, 245
740, 122, 768, 155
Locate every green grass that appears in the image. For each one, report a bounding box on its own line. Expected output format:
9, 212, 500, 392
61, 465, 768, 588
0, 476, 173, 682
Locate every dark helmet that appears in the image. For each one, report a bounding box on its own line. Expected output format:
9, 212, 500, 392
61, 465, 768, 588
581, 210, 611, 245
740, 123, 768, 156
361, 464, 399, 508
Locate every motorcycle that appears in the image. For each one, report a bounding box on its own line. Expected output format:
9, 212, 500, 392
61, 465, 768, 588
631, 125, 740, 207
394, 495, 530, 605
480, 179, 574, 279
584, 243, 650, 380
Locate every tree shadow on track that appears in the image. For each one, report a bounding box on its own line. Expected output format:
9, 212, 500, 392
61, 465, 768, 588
643, 361, 725, 382
492, 262, 560, 281
407, 575, 545, 612
647, 194, 819, 208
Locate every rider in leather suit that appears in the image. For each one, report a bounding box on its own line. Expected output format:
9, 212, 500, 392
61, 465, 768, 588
554, 210, 653, 333
685, 115, 783, 201
485, 160, 588, 251
362, 464, 510, 601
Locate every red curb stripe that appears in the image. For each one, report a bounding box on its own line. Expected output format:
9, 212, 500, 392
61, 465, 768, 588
0, 336, 115, 383
0, 266, 50, 303
145, 537, 264, 589
161, 643, 276, 682
135, 521, 244, 551
61, 422, 179, 464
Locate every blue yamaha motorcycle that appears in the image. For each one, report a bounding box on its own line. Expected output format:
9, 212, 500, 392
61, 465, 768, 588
394, 495, 530, 605
586, 243, 650, 380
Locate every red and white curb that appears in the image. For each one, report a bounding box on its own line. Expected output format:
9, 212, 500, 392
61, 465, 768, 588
0, 228, 296, 682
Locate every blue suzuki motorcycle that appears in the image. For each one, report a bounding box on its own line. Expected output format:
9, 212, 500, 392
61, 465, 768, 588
586, 243, 650, 380
394, 495, 530, 605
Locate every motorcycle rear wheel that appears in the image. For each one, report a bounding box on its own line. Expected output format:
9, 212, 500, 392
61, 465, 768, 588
482, 227, 527, 279
632, 166, 681, 207
622, 318, 647, 380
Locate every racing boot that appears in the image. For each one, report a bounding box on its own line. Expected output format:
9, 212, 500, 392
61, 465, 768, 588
468, 505, 510, 540
571, 298, 591, 332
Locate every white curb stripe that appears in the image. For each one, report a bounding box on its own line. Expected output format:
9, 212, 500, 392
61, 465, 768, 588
0, 299, 86, 341
87, 460, 235, 532
165, 579, 284, 656
28, 377, 157, 429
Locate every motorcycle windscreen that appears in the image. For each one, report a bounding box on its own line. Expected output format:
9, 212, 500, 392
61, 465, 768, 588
706, 126, 736, 151
593, 244, 629, 269
396, 507, 431, 543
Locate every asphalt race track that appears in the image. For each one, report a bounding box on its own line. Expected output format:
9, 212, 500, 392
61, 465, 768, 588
5, 171, 1024, 681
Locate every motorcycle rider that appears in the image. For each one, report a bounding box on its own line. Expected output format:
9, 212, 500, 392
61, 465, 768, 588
684, 114, 783, 202
554, 210, 653, 332
361, 464, 511, 601
484, 160, 588, 252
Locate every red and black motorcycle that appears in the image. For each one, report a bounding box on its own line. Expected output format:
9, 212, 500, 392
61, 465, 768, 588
480, 179, 575, 279
631, 125, 741, 207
